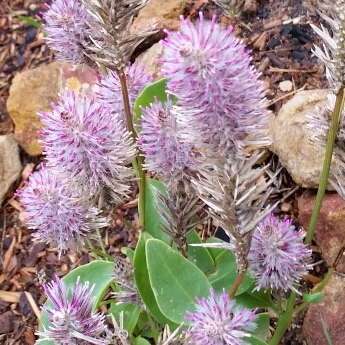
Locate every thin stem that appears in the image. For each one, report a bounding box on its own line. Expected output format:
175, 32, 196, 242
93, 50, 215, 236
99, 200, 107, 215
86, 238, 99, 260
118, 73, 146, 230
268, 290, 296, 345
96, 228, 106, 254
293, 268, 334, 315
305, 88, 345, 244
228, 274, 244, 298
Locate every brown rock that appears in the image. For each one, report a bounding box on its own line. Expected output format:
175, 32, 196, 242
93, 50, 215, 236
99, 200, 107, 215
7, 62, 98, 156
0, 311, 15, 334
0, 134, 22, 205
138, 0, 188, 20
303, 275, 345, 345
298, 189, 345, 272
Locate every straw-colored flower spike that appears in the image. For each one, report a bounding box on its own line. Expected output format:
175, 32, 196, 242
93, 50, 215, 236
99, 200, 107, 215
82, 0, 158, 72
310, 0, 345, 90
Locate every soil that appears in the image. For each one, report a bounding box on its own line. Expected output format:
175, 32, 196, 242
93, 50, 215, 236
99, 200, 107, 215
0, 0, 331, 344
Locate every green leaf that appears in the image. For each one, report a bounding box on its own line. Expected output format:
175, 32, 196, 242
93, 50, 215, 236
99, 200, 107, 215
133, 336, 151, 345
14, 14, 43, 28
133, 78, 177, 132
246, 335, 269, 345
144, 178, 171, 243
253, 312, 270, 341
303, 292, 323, 304
146, 239, 212, 324
205, 237, 226, 261
108, 303, 141, 334
121, 247, 135, 262
133, 232, 176, 328
235, 285, 277, 312
39, 261, 115, 345
207, 250, 254, 296
321, 316, 333, 345
186, 230, 215, 273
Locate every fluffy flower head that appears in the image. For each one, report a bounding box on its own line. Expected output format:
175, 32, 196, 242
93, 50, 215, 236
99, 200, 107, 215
184, 288, 257, 345
39, 90, 136, 204
248, 213, 312, 293
160, 12, 270, 157
137, 96, 196, 190
37, 276, 106, 345
43, 0, 95, 65
98, 60, 152, 120
16, 165, 108, 254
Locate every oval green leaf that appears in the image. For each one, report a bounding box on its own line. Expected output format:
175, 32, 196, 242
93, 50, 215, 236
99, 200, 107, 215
207, 250, 254, 296
303, 291, 323, 304
146, 238, 212, 324
133, 232, 176, 328
187, 230, 215, 273
253, 312, 270, 341
39, 260, 115, 345
144, 178, 171, 243
108, 302, 141, 334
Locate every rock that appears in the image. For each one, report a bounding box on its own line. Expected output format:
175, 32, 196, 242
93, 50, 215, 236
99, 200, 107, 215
7, 61, 98, 156
0, 310, 15, 334
303, 274, 345, 345
269, 89, 336, 189
299, 189, 345, 272
0, 134, 22, 205
138, 43, 164, 81
131, 0, 187, 46
278, 80, 293, 92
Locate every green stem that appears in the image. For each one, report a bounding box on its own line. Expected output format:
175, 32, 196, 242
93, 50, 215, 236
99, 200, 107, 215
293, 268, 335, 315
96, 228, 106, 254
118, 73, 146, 230
305, 88, 345, 245
86, 238, 99, 260
268, 291, 296, 345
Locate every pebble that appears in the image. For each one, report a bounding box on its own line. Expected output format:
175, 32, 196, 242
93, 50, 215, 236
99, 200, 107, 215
279, 80, 293, 92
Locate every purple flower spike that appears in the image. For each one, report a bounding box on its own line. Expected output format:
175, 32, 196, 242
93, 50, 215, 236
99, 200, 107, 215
184, 288, 258, 345
16, 165, 108, 254
39, 90, 136, 203
137, 95, 196, 190
37, 276, 106, 345
98, 60, 153, 120
43, 0, 94, 65
160, 12, 270, 156
248, 213, 312, 293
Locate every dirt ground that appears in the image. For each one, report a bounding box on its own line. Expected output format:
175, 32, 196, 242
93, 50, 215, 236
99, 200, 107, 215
0, 0, 330, 344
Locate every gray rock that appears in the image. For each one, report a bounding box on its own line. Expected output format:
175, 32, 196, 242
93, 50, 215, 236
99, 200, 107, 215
0, 134, 21, 205
138, 43, 164, 81
269, 89, 336, 189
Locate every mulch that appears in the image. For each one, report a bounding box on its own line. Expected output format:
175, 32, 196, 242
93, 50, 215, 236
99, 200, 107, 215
0, 0, 330, 343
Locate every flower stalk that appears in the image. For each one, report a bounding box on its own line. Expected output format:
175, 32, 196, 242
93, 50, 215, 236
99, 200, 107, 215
119, 72, 146, 229
305, 88, 345, 244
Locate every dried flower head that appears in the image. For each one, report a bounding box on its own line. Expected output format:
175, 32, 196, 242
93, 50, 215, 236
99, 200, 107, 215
160, 12, 270, 157
16, 165, 108, 254
310, 0, 345, 89
158, 324, 192, 345
213, 0, 245, 21
112, 257, 141, 305
39, 90, 136, 204
137, 96, 197, 192
248, 213, 312, 293
190, 152, 281, 274
98, 60, 152, 120
36, 276, 106, 345
184, 288, 257, 345
82, 0, 157, 72
306, 93, 345, 199
43, 0, 97, 66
